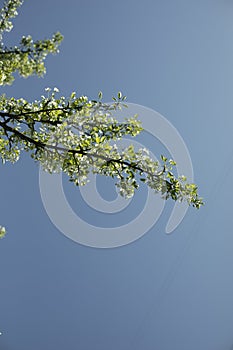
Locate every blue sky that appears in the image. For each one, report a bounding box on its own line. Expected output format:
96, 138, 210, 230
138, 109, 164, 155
1, 0, 233, 349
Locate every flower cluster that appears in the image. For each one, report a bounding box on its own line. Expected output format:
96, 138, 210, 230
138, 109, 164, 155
0, 0, 203, 237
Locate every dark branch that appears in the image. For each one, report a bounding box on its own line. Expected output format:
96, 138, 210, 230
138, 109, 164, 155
0, 120, 163, 182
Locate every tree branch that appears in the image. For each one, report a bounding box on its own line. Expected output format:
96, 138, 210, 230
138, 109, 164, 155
0, 119, 162, 181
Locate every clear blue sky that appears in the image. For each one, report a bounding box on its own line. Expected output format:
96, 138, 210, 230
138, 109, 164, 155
1, 0, 233, 349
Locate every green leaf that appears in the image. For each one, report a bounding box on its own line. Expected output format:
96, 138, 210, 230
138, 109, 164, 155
161, 155, 167, 162
118, 91, 122, 99
0, 226, 6, 238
